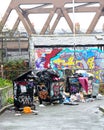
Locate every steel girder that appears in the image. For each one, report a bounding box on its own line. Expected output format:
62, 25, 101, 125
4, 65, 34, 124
0, 0, 104, 35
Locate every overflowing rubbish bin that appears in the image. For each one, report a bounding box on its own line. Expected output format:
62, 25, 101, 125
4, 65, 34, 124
36, 69, 64, 104
13, 70, 36, 111
66, 76, 82, 95
50, 79, 64, 103
13, 69, 65, 110
65, 70, 94, 97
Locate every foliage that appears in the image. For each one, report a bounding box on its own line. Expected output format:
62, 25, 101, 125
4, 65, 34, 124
0, 78, 12, 88
3, 59, 29, 80
7, 97, 14, 104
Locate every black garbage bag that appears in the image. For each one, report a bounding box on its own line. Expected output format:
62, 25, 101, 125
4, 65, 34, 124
36, 69, 60, 83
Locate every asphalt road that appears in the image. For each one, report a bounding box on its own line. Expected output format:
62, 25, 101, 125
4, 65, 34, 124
0, 99, 104, 130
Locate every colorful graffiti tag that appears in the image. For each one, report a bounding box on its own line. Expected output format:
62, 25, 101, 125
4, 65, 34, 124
35, 48, 104, 82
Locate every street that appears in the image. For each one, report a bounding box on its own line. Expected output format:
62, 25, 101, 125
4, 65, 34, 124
0, 99, 104, 130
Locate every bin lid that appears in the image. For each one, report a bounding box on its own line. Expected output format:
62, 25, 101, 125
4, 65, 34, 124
13, 70, 33, 82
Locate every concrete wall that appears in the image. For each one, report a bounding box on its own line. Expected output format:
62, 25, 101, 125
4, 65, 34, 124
29, 35, 104, 83
0, 86, 13, 109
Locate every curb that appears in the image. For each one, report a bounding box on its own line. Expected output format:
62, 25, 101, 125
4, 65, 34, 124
99, 105, 104, 113
0, 104, 14, 115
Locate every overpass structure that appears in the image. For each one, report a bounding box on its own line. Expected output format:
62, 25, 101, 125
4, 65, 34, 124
0, 0, 104, 35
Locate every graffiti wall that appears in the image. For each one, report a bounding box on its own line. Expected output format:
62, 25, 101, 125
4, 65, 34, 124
34, 48, 104, 83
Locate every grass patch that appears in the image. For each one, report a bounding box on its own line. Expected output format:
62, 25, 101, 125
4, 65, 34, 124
0, 78, 12, 88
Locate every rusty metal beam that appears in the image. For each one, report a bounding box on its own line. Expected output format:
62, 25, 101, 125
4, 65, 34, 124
12, 17, 20, 32
15, 7, 34, 35
24, 7, 98, 14
86, 6, 103, 33
61, 7, 73, 32
22, 11, 36, 34
49, 9, 62, 34
40, 7, 57, 34
0, 4, 13, 30
11, 0, 101, 5
1, 0, 104, 34
49, 15, 61, 34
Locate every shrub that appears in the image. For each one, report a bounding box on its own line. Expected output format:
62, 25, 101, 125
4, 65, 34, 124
0, 78, 12, 88
7, 97, 14, 104
3, 59, 29, 80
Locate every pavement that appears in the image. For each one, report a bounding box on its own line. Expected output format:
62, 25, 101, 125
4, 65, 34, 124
0, 98, 104, 130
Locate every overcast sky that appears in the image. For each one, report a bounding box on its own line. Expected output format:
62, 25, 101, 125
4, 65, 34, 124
0, 0, 104, 32
0, 0, 10, 18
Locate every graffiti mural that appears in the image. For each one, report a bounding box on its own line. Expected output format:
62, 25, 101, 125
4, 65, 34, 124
34, 48, 104, 82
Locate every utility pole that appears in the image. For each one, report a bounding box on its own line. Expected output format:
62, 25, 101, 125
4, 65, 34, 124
72, 0, 76, 72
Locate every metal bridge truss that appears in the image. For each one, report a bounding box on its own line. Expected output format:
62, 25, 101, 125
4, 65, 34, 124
0, 0, 104, 35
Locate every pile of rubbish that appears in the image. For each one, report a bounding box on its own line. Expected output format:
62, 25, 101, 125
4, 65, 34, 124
63, 69, 103, 105
13, 69, 64, 112
13, 68, 103, 113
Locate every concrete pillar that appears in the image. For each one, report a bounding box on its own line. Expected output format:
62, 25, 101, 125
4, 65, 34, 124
75, 22, 80, 33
